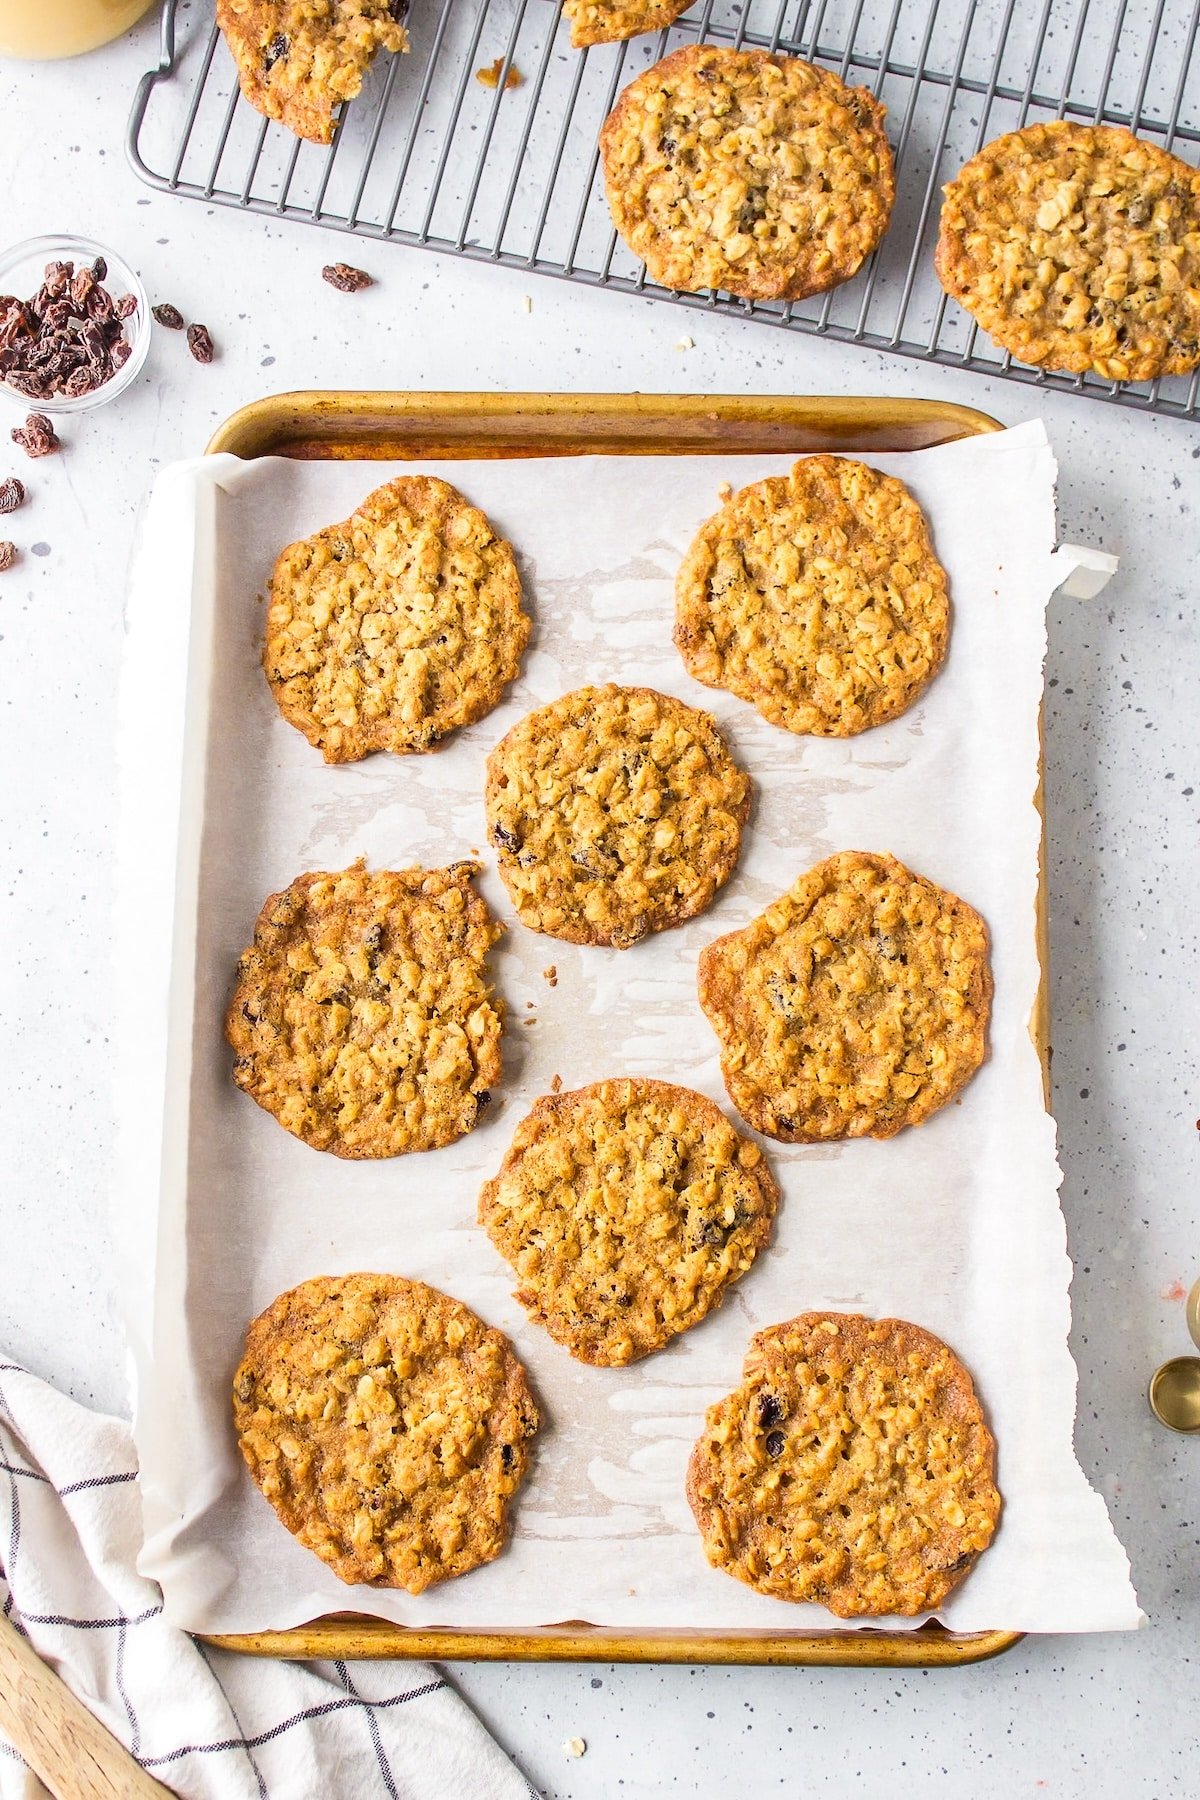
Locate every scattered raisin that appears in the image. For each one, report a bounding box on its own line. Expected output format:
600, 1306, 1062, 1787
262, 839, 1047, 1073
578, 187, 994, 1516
11, 413, 59, 458
90, 255, 107, 282
492, 823, 521, 856
322, 262, 375, 293
0, 540, 15, 571
756, 1393, 783, 1429
187, 323, 215, 364
500, 1444, 515, 1473
0, 477, 25, 513
152, 302, 185, 329
263, 30, 288, 71
764, 1430, 785, 1458
116, 292, 139, 321
475, 1089, 493, 1111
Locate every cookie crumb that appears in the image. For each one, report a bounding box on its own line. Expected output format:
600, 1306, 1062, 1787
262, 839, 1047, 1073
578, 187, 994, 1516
477, 56, 522, 88
550, 1073, 562, 1093
564, 1738, 586, 1759
542, 965, 558, 987
717, 480, 733, 504
521, 294, 532, 313
675, 334, 695, 351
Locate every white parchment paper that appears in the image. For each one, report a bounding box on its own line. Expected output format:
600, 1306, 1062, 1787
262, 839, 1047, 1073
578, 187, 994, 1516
115, 420, 1139, 1635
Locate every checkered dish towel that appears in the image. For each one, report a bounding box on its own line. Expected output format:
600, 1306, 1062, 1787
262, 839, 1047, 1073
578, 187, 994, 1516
0, 1361, 536, 1800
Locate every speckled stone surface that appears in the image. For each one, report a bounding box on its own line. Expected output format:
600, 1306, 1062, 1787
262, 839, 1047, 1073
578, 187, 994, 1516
0, 17, 1195, 1797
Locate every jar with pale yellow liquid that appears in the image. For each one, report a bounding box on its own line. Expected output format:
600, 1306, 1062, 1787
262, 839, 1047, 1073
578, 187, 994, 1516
0, 0, 157, 59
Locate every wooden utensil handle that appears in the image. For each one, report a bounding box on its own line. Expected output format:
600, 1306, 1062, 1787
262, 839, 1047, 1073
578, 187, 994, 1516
0, 1612, 173, 1798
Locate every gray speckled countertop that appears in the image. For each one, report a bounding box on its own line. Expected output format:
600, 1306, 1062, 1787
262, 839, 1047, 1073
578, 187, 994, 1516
0, 17, 1195, 1797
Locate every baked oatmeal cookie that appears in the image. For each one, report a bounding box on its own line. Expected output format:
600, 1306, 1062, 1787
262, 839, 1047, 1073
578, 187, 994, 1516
226, 861, 503, 1158
478, 1078, 778, 1365
598, 45, 894, 301
234, 1273, 539, 1591
264, 475, 529, 763
686, 1312, 1000, 1616
936, 121, 1200, 380
697, 851, 991, 1141
217, 0, 409, 146
563, 0, 691, 49
675, 456, 950, 737
485, 683, 750, 949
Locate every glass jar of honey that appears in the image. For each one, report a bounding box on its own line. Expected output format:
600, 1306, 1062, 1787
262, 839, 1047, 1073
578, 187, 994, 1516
0, 0, 157, 59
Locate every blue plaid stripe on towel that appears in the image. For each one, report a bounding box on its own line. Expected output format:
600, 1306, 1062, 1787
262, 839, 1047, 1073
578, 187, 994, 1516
0, 1360, 536, 1800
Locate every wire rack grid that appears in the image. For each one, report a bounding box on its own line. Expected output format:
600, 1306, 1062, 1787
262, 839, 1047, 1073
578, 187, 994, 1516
127, 0, 1200, 420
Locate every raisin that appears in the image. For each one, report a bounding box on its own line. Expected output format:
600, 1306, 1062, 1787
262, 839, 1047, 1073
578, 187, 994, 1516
187, 323, 215, 363
756, 1393, 783, 1429
0, 478, 25, 513
0, 540, 15, 571
363, 923, 385, 954
475, 1089, 493, 1111
500, 1444, 515, 1473
110, 339, 133, 371
660, 134, 677, 160
90, 255, 107, 282
263, 30, 288, 71
70, 268, 95, 309
6, 371, 50, 400
322, 262, 375, 293
63, 366, 95, 398
12, 413, 59, 457
42, 261, 72, 298
152, 302, 185, 329
115, 292, 139, 321
492, 823, 521, 856
389, 0, 409, 19
764, 1430, 786, 1458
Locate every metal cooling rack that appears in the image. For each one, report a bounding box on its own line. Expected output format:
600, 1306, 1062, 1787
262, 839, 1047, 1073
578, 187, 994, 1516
127, 0, 1200, 419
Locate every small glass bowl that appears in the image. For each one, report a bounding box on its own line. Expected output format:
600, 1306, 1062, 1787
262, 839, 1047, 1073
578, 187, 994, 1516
0, 233, 151, 415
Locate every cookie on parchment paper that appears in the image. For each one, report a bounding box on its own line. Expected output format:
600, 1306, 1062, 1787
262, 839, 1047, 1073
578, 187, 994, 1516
563, 0, 691, 48
264, 474, 529, 763
226, 861, 503, 1158
697, 851, 992, 1142
935, 120, 1200, 382
599, 45, 894, 301
478, 1077, 779, 1366
216, 0, 409, 146
485, 683, 750, 949
686, 1311, 1000, 1617
234, 1273, 539, 1592
675, 455, 950, 738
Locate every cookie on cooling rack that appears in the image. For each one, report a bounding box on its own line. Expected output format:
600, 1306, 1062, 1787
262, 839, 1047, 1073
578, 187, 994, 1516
226, 861, 503, 1158
264, 475, 528, 762
936, 120, 1200, 381
697, 850, 992, 1142
485, 683, 750, 949
234, 1273, 540, 1592
563, 0, 692, 48
686, 1311, 1001, 1617
675, 455, 950, 737
598, 44, 894, 301
216, 0, 410, 146
478, 1077, 779, 1365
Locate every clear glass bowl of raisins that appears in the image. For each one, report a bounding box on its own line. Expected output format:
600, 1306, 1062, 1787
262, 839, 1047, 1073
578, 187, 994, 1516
0, 234, 151, 414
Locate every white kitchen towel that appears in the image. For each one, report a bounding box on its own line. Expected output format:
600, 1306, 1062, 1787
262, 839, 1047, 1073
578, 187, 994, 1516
0, 1359, 535, 1800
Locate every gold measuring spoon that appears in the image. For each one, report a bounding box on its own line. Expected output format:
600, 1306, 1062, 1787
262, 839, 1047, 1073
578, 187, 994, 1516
1147, 1278, 1200, 1433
